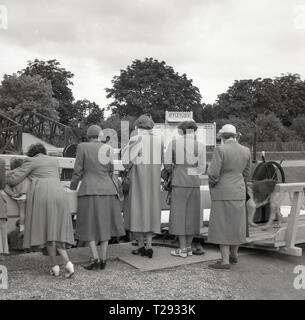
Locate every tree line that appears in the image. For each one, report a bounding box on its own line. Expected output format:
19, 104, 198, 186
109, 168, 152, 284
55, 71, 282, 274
1, 57, 305, 146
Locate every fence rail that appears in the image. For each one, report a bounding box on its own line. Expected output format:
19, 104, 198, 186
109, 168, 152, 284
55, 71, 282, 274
13, 112, 78, 148
0, 112, 22, 154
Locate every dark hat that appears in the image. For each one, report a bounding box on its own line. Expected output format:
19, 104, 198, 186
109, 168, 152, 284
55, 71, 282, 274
87, 125, 102, 138
135, 115, 154, 130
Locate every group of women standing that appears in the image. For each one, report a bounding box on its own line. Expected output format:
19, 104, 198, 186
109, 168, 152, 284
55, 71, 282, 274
0, 115, 251, 276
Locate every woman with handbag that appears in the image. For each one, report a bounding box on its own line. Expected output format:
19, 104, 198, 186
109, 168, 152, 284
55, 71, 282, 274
121, 115, 163, 258
164, 121, 206, 258
70, 125, 125, 270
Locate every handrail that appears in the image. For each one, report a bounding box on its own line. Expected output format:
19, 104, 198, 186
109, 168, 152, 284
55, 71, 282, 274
1, 111, 78, 154
0, 112, 23, 154
13, 111, 78, 148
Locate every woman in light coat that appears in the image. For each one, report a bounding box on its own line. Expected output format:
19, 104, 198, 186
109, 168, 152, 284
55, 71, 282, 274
164, 121, 206, 258
208, 124, 251, 271
6, 144, 75, 277
121, 115, 163, 258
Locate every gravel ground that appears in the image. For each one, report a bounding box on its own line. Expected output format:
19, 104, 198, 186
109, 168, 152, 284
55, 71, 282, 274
1, 248, 305, 300
0, 259, 244, 300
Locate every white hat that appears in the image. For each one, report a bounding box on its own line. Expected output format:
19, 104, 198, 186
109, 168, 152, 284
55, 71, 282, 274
217, 124, 237, 138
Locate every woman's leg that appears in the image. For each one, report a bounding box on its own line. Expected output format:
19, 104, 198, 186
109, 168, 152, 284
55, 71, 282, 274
46, 242, 57, 266
89, 241, 100, 261
219, 245, 230, 265
136, 232, 145, 248
186, 235, 193, 248
98, 240, 108, 261
230, 245, 239, 259
178, 235, 187, 249
56, 246, 70, 264
145, 232, 153, 249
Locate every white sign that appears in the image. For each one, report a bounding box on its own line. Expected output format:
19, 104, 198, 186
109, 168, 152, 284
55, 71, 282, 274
166, 111, 193, 123
154, 122, 216, 147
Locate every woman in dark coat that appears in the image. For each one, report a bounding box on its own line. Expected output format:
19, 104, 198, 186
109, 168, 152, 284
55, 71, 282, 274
70, 125, 125, 270
207, 124, 251, 271
6, 144, 75, 277
164, 121, 206, 258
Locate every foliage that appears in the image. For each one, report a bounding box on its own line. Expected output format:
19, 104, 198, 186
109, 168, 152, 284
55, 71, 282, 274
20, 59, 74, 124
0, 73, 58, 118
106, 58, 202, 122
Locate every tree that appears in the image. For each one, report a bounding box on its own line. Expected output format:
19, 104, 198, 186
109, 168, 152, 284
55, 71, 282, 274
105, 58, 202, 122
72, 99, 104, 126
273, 74, 305, 126
70, 99, 105, 141
20, 59, 74, 124
214, 78, 287, 122
255, 113, 286, 142
0, 73, 58, 118
290, 116, 305, 141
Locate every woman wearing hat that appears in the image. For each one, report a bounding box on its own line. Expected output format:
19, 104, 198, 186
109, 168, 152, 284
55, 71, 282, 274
121, 115, 163, 258
208, 124, 251, 271
70, 125, 125, 270
6, 143, 75, 277
164, 120, 206, 258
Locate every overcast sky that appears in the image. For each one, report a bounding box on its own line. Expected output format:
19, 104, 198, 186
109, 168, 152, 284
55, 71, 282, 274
0, 0, 305, 116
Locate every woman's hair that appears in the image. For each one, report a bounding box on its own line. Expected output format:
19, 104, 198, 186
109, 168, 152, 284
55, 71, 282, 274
178, 121, 198, 135
135, 115, 154, 130
27, 143, 47, 157
10, 158, 24, 170
221, 132, 236, 140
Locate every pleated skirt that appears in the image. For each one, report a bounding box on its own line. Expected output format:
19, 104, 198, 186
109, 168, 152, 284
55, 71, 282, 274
76, 195, 125, 242
208, 200, 247, 245
169, 187, 201, 236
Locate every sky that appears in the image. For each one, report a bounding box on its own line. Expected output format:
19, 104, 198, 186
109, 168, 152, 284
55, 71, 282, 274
0, 0, 305, 117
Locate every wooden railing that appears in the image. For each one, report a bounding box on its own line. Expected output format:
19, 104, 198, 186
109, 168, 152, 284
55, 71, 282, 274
13, 112, 78, 148
0, 112, 22, 154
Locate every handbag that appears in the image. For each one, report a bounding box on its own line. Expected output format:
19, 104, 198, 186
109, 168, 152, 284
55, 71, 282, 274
109, 173, 124, 202
121, 169, 131, 194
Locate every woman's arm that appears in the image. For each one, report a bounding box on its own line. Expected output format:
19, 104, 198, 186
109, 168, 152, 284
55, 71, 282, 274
6, 158, 33, 187
242, 149, 251, 181
207, 147, 223, 188
164, 140, 174, 172
70, 144, 84, 190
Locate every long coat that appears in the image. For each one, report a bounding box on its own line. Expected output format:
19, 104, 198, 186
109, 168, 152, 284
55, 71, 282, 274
207, 140, 251, 245
164, 135, 206, 236
6, 154, 74, 248
70, 141, 125, 241
208, 140, 251, 200
122, 130, 163, 233
70, 141, 117, 196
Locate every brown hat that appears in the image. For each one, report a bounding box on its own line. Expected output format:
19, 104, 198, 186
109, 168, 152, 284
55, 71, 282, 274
135, 115, 154, 130
87, 125, 102, 138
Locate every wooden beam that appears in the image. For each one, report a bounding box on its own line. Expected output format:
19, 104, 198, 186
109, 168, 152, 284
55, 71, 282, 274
274, 183, 305, 193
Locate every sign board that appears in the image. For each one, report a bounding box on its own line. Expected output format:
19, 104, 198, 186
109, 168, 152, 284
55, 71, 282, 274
154, 122, 216, 147
165, 111, 193, 123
